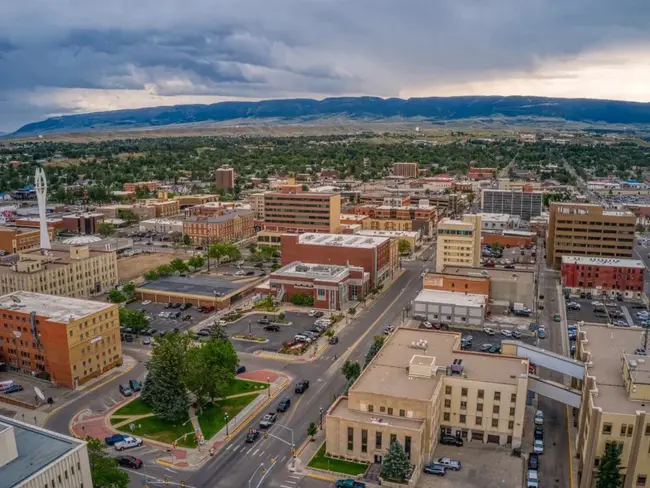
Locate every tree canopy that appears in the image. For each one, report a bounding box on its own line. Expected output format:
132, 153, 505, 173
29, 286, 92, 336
86, 437, 129, 488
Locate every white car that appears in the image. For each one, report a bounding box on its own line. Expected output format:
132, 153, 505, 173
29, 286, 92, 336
308, 310, 318, 317
141, 300, 152, 305
534, 410, 544, 425
293, 334, 312, 343
533, 439, 544, 454
235, 270, 246, 276
422, 321, 433, 329
483, 327, 495, 336
114, 436, 143, 451
501, 329, 513, 337
315, 319, 332, 326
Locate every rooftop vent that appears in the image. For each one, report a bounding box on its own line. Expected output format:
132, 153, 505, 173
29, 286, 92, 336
449, 358, 464, 375
409, 339, 428, 350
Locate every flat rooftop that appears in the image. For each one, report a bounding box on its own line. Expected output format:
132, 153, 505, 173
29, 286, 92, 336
442, 265, 535, 284
352, 328, 527, 401
0, 291, 113, 323
0, 416, 84, 488
438, 218, 473, 228
479, 213, 512, 222
562, 256, 644, 269
273, 262, 353, 282
296, 233, 389, 248
185, 210, 252, 223
580, 325, 649, 414
413, 288, 487, 306
138, 275, 252, 298
356, 230, 420, 238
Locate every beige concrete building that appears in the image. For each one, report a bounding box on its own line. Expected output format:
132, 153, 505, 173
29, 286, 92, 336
393, 162, 419, 178
326, 328, 528, 476
435, 214, 481, 272
139, 218, 184, 234
0, 246, 118, 298
547, 203, 636, 269
0, 415, 93, 488
250, 192, 265, 220
575, 324, 650, 488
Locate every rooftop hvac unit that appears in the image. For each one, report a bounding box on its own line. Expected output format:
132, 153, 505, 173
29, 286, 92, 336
450, 358, 464, 375
409, 339, 428, 350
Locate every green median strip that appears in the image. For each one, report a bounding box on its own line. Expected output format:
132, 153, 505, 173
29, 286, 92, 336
308, 443, 369, 476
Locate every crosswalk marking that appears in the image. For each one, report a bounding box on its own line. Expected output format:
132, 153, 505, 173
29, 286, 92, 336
247, 447, 253, 454
226, 444, 232, 450
280, 485, 293, 488
288, 475, 300, 479
281, 455, 287, 462
284, 481, 297, 484
232, 445, 240, 452
252, 448, 259, 456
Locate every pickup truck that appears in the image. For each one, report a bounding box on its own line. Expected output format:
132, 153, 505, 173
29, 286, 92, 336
432, 457, 461, 470
259, 412, 277, 428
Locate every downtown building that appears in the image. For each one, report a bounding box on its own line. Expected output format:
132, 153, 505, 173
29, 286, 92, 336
183, 209, 255, 245
435, 215, 482, 272
561, 256, 645, 299
392, 162, 419, 178
481, 189, 544, 220
215, 166, 235, 191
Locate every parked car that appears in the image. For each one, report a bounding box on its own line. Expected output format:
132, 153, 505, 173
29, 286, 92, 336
165, 302, 173, 308
439, 435, 463, 446
245, 271, 255, 276
105, 434, 129, 446
313, 311, 325, 318
329, 335, 339, 345
431, 457, 461, 470
116, 456, 143, 469
171, 302, 181, 308
335, 480, 366, 488
264, 324, 281, 331
423, 464, 446, 476
528, 453, 539, 470
295, 380, 310, 393
141, 300, 152, 305
257, 317, 270, 325
277, 397, 291, 412
114, 436, 143, 451
501, 329, 513, 337
129, 379, 141, 392
259, 412, 277, 428
479, 343, 493, 352
534, 426, 543, 440
197, 330, 211, 337
245, 429, 261, 443
527, 469, 539, 488
512, 330, 522, 339
294, 334, 312, 343
308, 310, 318, 317
614, 320, 629, 327
180, 303, 192, 310
534, 410, 544, 425
483, 327, 495, 335
533, 439, 544, 454
142, 337, 151, 345
538, 328, 546, 339
3, 384, 24, 394
566, 302, 581, 310
236, 365, 246, 374
119, 384, 133, 397
182, 314, 192, 321
488, 345, 501, 354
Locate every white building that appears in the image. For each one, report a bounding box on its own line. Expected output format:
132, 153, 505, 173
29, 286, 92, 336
139, 218, 184, 234
412, 289, 487, 326
479, 213, 519, 231
0, 415, 93, 488
423, 177, 454, 191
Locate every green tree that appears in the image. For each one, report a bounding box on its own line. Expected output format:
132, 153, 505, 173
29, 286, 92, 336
185, 338, 238, 404
210, 321, 229, 341
116, 209, 139, 225
141, 332, 191, 422
636, 223, 646, 233
170, 258, 189, 273
182, 233, 192, 246
156, 264, 173, 277
290, 294, 314, 306
86, 437, 129, 488
364, 335, 386, 368
118, 308, 149, 333
122, 282, 136, 298
107, 289, 127, 303
301, 184, 310, 191
307, 422, 318, 440
381, 441, 411, 481
144, 269, 159, 280
134, 186, 151, 199
596, 441, 623, 488
398, 239, 412, 255
342, 360, 361, 383
188, 254, 205, 270
98, 222, 116, 237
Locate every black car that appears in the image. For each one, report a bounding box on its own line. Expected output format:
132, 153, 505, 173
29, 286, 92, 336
295, 380, 310, 393
129, 379, 141, 392
236, 365, 246, 374
277, 397, 291, 412
329, 336, 339, 345
245, 429, 261, 443
245, 271, 255, 276
314, 311, 325, 318
182, 314, 192, 321
116, 456, 143, 469
165, 302, 173, 308
171, 302, 181, 308
264, 324, 280, 331
197, 330, 211, 337
440, 435, 463, 447
124, 334, 133, 343
534, 426, 543, 440
528, 453, 539, 470
180, 303, 191, 310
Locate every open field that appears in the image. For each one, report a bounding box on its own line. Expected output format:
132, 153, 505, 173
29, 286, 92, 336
117, 252, 181, 281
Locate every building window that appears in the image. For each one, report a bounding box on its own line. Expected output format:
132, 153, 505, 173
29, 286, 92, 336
621, 424, 628, 436
494, 391, 501, 401
594, 458, 600, 467
444, 412, 450, 422
478, 389, 484, 399
368, 405, 374, 413
509, 407, 516, 416
347, 427, 354, 450
477, 403, 483, 412
445, 385, 452, 395
508, 420, 514, 430
637, 475, 647, 486
493, 405, 500, 414
459, 414, 466, 424
461, 387, 468, 397
476, 417, 482, 426
460, 401, 467, 410
361, 429, 368, 453
404, 436, 411, 458
645, 424, 650, 436
491, 419, 499, 428
376, 432, 383, 449
317, 288, 326, 298
444, 399, 451, 408
387, 407, 393, 415
603, 423, 612, 435
399, 409, 405, 417
628, 425, 634, 437
390, 434, 397, 446
511, 393, 517, 403
380, 406, 385, 413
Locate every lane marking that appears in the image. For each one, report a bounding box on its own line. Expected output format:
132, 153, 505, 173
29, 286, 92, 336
252, 448, 259, 456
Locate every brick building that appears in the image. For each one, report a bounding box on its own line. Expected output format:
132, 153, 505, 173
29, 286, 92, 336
61, 213, 104, 235
0, 227, 55, 255
0, 291, 121, 388
183, 210, 254, 244
14, 217, 64, 230
468, 166, 496, 180
123, 181, 160, 192
423, 272, 490, 296
281, 233, 394, 288
215, 166, 235, 191
173, 194, 219, 207
260, 262, 369, 310
183, 202, 239, 218
561, 256, 645, 298
392, 162, 419, 178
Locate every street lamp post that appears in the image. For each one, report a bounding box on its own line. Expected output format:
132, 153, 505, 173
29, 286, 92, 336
319, 406, 324, 430
225, 413, 229, 437
267, 377, 271, 397
248, 320, 252, 338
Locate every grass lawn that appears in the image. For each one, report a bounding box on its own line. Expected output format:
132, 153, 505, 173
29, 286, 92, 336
113, 398, 153, 417
117, 413, 195, 448
221, 379, 269, 398
308, 443, 368, 476
198, 393, 259, 439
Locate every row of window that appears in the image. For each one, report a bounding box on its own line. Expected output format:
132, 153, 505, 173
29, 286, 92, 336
443, 398, 516, 416
601, 422, 650, 436
40, 461, 84, 488
348, 427, 411, 456
445, 386, 515, 403
442, 412, 514, 429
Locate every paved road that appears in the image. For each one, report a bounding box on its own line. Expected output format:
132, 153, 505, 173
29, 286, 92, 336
188, 261, 430, 488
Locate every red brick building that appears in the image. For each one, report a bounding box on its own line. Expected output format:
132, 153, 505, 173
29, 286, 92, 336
61, 213, 104, 235
123, 181, 160, 192
561, 256, 645, 298
183, 210, 254, 244
281, 233, 394, 288
260, 261, 368, 310
215, 166, 235, 191
392, 162, 419, 178
468, 166, 496, 180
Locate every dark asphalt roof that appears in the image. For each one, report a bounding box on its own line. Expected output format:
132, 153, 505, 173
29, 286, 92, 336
1, 416, 82, 488
139, 275, 249, 297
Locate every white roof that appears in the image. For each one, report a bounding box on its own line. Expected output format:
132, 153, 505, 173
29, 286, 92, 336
61, 235, 103, 245
561, 256, 645, 269
479, 213, 512, 222
413, 289, 487, 307
296, 233, 389, 248
0, 291, 113, 323
356, 230, 420, 239
140, 218, 183, 225
273, 262, 354, 282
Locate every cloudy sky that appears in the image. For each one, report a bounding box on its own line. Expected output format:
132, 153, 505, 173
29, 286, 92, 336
2, 0, 650, 132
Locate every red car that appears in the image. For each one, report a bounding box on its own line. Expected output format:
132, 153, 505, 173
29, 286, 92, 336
116, 456, 142, 469
202, 306, 215, 313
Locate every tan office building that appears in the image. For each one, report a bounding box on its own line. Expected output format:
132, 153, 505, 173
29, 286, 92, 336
215, 166, 235, 191
547, 203, 636, 269
0, 227, 55, 255
250, 192, 265, 220
0, 246, 118, 298
575, 325, 650, 488
393, 162, 419, 178
326, 328, 528, 478
435, 214, 481, 272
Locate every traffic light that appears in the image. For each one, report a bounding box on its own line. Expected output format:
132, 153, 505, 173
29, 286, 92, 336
248, 428, 253, 434
291, 448, 296, 455
183, 434, 187, 441
264, 431, 269, 439
181, 482, 185, 488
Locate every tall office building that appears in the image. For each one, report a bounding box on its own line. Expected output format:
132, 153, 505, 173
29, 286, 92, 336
546, 203, 636, 269
435, 214, 482, 272
215, 166, 235, 191
392, 162, 419, 178
481, 189, 543, 220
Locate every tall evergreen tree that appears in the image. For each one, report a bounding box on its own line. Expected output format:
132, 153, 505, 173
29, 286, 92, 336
364, 335, 386, 368
596, 441, 622, 488
381, 441, 411, 481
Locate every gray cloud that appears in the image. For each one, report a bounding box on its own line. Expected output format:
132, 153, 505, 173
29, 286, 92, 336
1, 0, 650, 131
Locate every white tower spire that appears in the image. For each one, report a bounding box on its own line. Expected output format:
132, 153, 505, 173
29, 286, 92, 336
34, 168, 51, 250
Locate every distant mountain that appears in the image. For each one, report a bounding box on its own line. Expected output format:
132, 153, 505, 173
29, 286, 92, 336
10, 95, 650, 136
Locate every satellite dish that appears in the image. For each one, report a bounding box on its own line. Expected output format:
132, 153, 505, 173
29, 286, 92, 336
34, 386, 45, 402
10, 296, 21, 304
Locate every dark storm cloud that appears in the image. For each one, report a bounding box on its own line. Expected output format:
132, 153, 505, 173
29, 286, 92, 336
1, 0, 650, 130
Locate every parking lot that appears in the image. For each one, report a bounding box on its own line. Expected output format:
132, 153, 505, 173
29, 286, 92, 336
480, 244, 537, 271
565, 296, 647, 327
417, 444, 523, 488
124, 301, 212, 336
0, 371, 64, 407
224, 312, 328, 353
